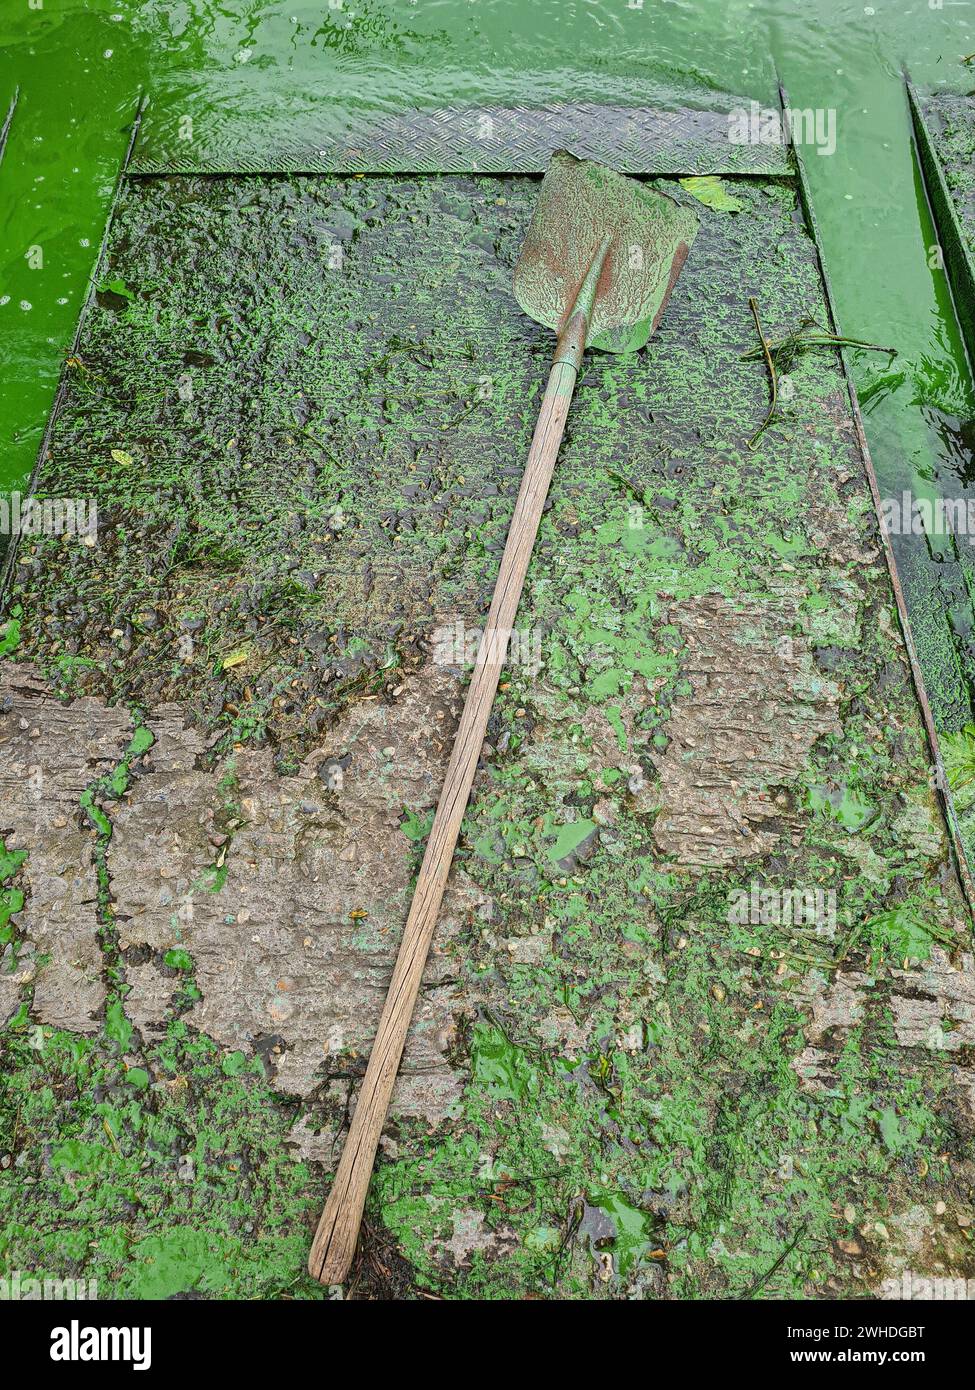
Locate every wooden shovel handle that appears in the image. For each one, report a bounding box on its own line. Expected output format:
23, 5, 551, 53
308, 357, 579, 1285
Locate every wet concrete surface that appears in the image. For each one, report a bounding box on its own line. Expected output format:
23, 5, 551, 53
2, 171, 974, 1299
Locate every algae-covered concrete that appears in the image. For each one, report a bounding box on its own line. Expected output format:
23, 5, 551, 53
907, 88, 975, 878
1, 170, 974, 1299
913, 91, 975, 285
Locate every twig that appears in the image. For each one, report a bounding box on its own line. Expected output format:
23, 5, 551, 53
747, 297, 777, 451
741, 331, 898, 361
745, 307, 897, 449
735, 920, 864, 971
745, 1223, 807, 1299
539, 1197, 583, 1282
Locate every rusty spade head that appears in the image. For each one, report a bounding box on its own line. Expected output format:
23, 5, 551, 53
514, 149, 697, 365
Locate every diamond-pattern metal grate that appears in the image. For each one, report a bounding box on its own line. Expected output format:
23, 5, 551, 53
130, 102, 792, 177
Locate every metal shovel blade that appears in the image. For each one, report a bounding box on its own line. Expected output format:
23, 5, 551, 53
513, 149, 698, 355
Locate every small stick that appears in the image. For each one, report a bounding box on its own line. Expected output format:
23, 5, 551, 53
741, 332, 898, 361
747, 296, 777, 450
744, 1224, 808, 1299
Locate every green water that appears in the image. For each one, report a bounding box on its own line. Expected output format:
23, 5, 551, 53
2, 0, 975, 707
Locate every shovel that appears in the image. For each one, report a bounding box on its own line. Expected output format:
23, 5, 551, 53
309, 150, 697, 1285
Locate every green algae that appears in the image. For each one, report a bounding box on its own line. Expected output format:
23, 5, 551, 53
942, 721, 975, 780
374, 908, 958, 1297
0, 174, 911, 769
70, 715, 160, 1053
104, 997, 133, 1052
0, 0, 969, 517
0, 840, 27, 969
544, 818, 597, 868
366, 544, 968, 1298
400, 807, 434, 843
163, 948, 193, 973
586, 1193, 656, 1276
470, 1023, 534, 1103
370, 624, 963, 1296
0, 1020, 327, 1301
0, 605, 21, 657
864, 905, 955, 964
4, 5, 975, 891
123, 1228, 218, 1300
806, 783, 878, 834
911, 89, 975, 364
